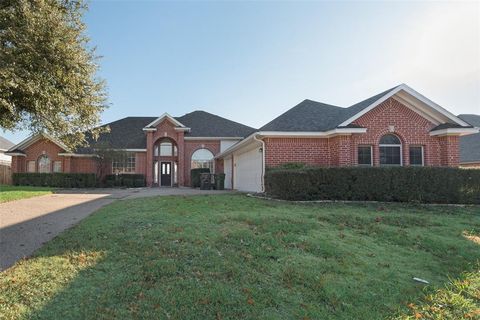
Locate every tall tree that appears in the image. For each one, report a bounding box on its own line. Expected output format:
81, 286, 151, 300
0, 0, 107, 149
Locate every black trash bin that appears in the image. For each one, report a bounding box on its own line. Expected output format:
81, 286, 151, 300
215, 173, 225, 190
200, 173, 213, 190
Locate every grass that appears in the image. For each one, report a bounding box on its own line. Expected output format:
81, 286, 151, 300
0, 194, 478, 319
0, 185, 54, 203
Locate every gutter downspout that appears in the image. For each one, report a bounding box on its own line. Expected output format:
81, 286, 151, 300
253, 134, 265, 192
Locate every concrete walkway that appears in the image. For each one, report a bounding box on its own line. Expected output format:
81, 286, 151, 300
0, 188, 230, 271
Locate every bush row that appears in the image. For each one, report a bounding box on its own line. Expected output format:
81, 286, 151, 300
104, 174, 145, 188
12, 173, 96, 188
265, 167, 480, 204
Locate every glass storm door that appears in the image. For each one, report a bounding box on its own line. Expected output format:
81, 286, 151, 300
160, 162, 172, 187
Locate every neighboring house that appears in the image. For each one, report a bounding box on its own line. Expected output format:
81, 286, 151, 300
458, 114, 480, 168
0, 136, 14, 164
6, 84, 479, 192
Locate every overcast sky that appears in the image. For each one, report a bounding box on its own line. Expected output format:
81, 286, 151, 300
2, 0, 479, 144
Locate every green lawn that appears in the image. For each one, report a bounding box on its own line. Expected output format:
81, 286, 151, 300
0, 185, 54, 203
0, 195, 478, 319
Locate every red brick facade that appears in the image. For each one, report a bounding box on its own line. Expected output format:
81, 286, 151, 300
9, 97, 465, 187
264, 98, 461, 168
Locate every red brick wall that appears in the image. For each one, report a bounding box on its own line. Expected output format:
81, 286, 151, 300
22, 139, 67, 172
264, 98, 460, 168
264, 138, 330, 167
183, 140, 220, 186
143, 119, 222, 187
71, 157, 97, 173
351, 98, 453, 166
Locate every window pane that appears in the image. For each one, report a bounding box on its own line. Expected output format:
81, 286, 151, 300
358, 146, 372, 166
380, 134, 401, 145
380, 146, 401, 165
191, 149, 214, 173
38, 155, 51, 173
112, 152, 136, 174
53, 161, 62, 173
154, 161, 158, 183
27, 161, 36, 173
410, 146, 424, 166
160, 142, 172, 156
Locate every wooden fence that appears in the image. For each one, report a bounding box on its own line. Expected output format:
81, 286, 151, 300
0, 161, 12, 185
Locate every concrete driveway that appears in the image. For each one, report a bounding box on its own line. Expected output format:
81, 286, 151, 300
0, 188, 230, 271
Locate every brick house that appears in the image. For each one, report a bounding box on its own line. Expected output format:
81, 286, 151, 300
6, 84, 479, 192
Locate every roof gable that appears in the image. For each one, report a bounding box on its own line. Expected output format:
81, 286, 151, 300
258, 84, 472, 133
8, 133, 70, 153
144, 113, 188, 130
339, 84, 470, 127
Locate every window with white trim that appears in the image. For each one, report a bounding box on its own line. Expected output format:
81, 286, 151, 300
112, 152, 136, 173
38, 155, 51, 173
27, 161, 36, 173
409, 146, 424, 166
379, 134, 402, 166
53, 161, 62, 172
191, 149, 214, 172
357, 145, 373, 166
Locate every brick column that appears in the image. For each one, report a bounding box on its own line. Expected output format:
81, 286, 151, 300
63, 156, 72, 173
337, 135, 352, 166
176, 131, 185, 186
438, 135, 460, 167
146, 131, 154, 186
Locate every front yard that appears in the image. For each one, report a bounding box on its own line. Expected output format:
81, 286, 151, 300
0, 185, 54, 203
0, 195, 478, 319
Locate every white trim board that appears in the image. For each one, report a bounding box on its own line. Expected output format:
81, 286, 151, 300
143, 113, 188, 130
429, 127, 479, 136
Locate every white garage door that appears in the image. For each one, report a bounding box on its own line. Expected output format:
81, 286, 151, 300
224, 158, 233, 189
234, 147, 262, 192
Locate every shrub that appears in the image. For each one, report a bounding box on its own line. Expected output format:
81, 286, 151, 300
265, 167, 480, 204
191, 168, 210, 188
12, 173, 96, 188
104, 174, 145, 188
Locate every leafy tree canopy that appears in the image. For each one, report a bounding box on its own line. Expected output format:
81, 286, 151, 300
0, 0, 108, 149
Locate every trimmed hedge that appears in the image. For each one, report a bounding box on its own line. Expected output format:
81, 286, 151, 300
265, 167, 480, 204
191, 168, 210, 188
105, 174, 145, 188
12, 173, 96, 188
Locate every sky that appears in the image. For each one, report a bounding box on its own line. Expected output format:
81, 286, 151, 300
2, 0, 480, 144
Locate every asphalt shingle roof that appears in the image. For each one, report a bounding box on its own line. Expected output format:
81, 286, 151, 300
259, 86, 400, 132
458, 114, 480, 163
0, 136, 14, 151
77, 111, 255, 152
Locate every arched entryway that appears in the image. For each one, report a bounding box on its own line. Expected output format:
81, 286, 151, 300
152, 138, 178, 187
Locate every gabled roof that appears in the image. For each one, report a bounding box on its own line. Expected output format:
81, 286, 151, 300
458, 114, 480, 163
7, 133, 70, 154
76, 111, 256, 152
178, 111, 255, 137
259, 84, 472, 132
260, 100, 348, 132
0, 136, 14, 151
144, 113, 189, 130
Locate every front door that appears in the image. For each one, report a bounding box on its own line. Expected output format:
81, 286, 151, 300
160, 162, 172, 187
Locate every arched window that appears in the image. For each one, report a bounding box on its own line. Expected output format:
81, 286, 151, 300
154, 139, 177, 157
379, 134, 402, 166
191, 149, 214, 172
38, 155, 51, 173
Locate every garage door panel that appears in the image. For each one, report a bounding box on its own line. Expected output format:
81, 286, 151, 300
234, 147, 262, 192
